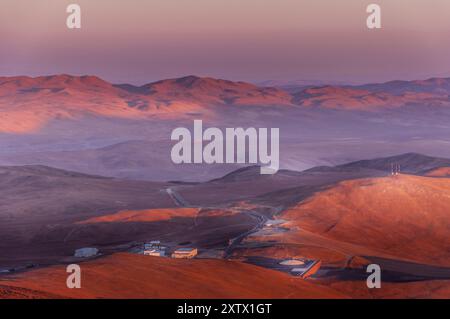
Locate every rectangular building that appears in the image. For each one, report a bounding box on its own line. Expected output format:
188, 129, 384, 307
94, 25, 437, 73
144, 249, 165, 257
171, 248, 198, 259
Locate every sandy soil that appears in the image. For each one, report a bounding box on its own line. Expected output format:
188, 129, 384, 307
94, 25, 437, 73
78, 208, 200, 224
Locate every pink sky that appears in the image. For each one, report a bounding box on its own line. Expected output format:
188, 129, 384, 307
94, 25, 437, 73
1, 0, 450, 84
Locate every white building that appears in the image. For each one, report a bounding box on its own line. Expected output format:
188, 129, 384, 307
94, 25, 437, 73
144, 249, 165, 257
171, 248, 198, 259
265, 219, 286, 227
280, 259, 305, 266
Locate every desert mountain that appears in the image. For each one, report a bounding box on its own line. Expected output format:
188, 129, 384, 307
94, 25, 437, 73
256, 79, 352, 92
0, 75, 145, 133
293, 78, 450, 110
119, 75, 293, 107
173, 158, 390, 207
2, 74, 450, 133
209, 165, 303, 183
307, 153, 450, 175
0, 74, 292, 133
0, 140, 249, 182
336, 153, 450, 174
356, 77, 450, 95
282, 174, 450, 267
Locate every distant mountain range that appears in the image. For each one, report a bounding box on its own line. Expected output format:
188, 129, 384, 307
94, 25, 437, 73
2, 74, 450, 133
213, 153, 450, 182
2, 74, 450, 182
308, 153, 450, 175
255, 79, 354, 92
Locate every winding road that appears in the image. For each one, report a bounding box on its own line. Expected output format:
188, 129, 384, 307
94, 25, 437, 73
166, 187, 191, 207
165, 186, 268, 258
224, 211, 268, 258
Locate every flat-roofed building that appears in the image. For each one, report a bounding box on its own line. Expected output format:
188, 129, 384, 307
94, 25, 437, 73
171, 248, 198, 259
144, 249, 165, 257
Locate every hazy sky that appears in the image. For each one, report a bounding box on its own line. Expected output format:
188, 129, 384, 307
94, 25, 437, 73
1, 0, 450, 84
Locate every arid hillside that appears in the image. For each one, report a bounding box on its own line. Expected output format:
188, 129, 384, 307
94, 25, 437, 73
2, 74, 450, 133
282, 175, 450, 266
0, 253, 345, 299
0, 74, 292, 133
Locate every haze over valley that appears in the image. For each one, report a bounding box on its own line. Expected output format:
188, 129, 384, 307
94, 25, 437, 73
2, 75, 450, 181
